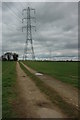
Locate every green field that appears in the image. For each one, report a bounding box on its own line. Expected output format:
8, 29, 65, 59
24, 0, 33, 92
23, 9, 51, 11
23, 61, 78, 88
2, 61, 17, 118
0, 61, 2, 119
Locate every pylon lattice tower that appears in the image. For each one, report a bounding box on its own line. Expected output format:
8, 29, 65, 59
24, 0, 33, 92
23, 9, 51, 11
22, 7, 36, 60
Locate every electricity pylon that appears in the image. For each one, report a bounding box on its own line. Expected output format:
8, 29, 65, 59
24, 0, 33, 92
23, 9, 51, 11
22, 7, 36, 60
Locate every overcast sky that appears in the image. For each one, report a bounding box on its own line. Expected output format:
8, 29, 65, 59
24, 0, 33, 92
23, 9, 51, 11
1, 1, 78, 60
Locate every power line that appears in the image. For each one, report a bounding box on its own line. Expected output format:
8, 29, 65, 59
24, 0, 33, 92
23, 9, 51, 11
10, 2, 24, 19
17, 1, 25, 9
18, 1, 27, 9
5, 2, 22, 20
15, 5, 23, 18
2, 3, 22, 23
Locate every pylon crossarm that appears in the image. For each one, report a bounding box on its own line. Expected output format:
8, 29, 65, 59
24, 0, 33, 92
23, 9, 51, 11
22, 26, 27, 32
22, 18, 27, 23
31, 26, 36, 31
22, 9, 27, 15
30, 8, 36, 14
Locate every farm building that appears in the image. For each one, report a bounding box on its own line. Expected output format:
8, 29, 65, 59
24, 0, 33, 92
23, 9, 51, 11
1, 52, 18, 61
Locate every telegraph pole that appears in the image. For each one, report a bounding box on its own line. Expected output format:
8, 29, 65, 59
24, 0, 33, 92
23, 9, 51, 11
22, 7, 36, 60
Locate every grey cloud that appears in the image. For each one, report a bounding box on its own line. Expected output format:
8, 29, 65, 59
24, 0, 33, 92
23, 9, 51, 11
64, 42, 78, 49
1, 2, 78, 59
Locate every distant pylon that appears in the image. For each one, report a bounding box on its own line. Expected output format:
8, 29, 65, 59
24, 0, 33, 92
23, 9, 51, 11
22, 7, 36, 60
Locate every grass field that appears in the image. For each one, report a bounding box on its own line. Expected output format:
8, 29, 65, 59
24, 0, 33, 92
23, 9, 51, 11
23, 61, 78, 88
0, 61, 2, 119
2, 61, 17, 118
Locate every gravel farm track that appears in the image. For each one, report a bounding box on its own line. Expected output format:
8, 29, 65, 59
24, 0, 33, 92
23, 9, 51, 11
15, 61, 79, 118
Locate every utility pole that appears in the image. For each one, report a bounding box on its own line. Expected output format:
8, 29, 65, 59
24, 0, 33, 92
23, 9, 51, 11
22, 7, 36, 60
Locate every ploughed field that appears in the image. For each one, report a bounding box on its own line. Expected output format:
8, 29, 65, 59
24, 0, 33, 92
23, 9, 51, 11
23, 61, 78, 88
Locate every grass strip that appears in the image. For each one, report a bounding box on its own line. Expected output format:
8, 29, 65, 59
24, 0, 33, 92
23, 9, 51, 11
23, 61, 78, 88
2, 61, 17, 118
19, 62, 78, 118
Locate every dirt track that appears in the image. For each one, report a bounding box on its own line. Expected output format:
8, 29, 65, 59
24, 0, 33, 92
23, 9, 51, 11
16, 62, 66, 118
21, 62, 78, 110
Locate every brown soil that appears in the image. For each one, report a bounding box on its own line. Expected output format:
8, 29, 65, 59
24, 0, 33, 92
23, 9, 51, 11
21, 62, 78, 110
15, 62, 66, 118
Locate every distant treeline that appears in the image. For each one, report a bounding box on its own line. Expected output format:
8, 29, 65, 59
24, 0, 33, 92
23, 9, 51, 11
1, 52, 18, 61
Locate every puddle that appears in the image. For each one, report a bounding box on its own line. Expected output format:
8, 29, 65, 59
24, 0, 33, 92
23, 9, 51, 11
35, 73, 43, 76
37, 101, 49, 107
22, 75, 26, 77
